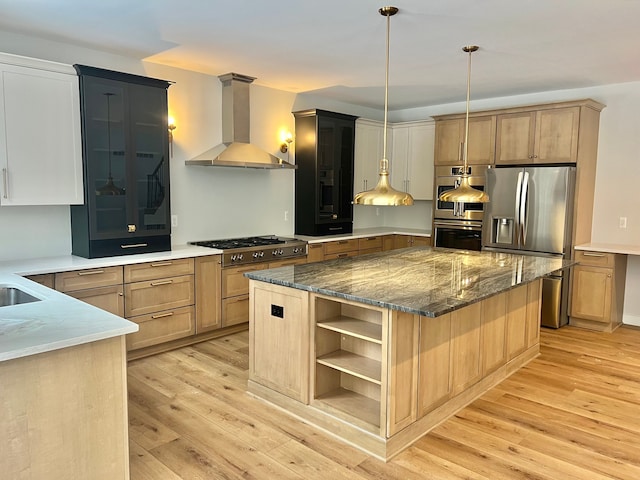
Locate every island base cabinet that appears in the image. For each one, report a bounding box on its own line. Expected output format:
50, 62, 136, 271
249, 281, 310, 403
1, 336, 129, 479
247, 279, 543, 462
312, 296, 387, 435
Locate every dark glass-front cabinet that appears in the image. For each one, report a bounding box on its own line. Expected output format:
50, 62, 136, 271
294, 109, 357, 236
71, 65, 171, 258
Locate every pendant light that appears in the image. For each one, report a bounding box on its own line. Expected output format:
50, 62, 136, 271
96, 92, 125, 196
438, 46, 489, 204
353, 6, 413, 206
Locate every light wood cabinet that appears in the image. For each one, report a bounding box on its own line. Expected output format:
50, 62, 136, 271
195, 255, 222, 333
393, 234, 431, 249
495, 107, 580, 164
0, 53, 83, 206
54, 266, 124, 317
570, 250, 627, 332
307, 243, 325, 263
418, 313, 452, 415
248, 278, 544, 460
24, 273, 54, 288
312, 295, 387, 435
221, 264, 264, 327
358, 236, 383, 255
249, 281, 310, 403
124, 259, 195, 350
433, 116, 496, 166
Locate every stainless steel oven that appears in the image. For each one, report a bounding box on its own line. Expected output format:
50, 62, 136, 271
434, 165, 488, 221
433, 219, 482, 251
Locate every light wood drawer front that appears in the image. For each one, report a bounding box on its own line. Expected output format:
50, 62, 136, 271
324, 239, 358, 255
55, 266, 123, 292
222, 264, 264, 298
575, 250, 615, 268
124, 258, 194, 283
223, 295, 249, 327
269, 257, 307, 269
358, 236, 383, 250
67, 285, 125, 317
324, 250, 359, 260
359, 247, 383, 256
125, 275, 194, 318
126, 305, 195, 351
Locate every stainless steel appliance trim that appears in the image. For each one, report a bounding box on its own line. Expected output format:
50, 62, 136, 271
434, 164, 489, 222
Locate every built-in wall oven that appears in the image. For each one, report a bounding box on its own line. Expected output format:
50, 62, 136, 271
433, 164, 488, 251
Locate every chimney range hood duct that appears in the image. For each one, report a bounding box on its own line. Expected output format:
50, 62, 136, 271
186, 73, 296, 169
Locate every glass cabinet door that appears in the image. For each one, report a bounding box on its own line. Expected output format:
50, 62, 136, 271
83, 78, 128, 239
129, 83, 170, 235
317, 115, 354, 226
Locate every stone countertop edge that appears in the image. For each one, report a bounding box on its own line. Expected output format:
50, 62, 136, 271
296, 227, 431, 244
245, 247, 573, 318
0, 244, 221, 363
574, 243, 640, 256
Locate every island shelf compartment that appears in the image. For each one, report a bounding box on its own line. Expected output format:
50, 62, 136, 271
312, 295, 388, 434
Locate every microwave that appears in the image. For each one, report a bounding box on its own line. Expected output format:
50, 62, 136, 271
433, 164, 488, 222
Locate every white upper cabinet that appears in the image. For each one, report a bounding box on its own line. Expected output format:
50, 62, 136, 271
0, 53, 83, 206
354, 119, 389, 194
391, 121, 435, 201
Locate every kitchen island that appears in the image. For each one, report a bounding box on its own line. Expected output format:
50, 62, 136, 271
246, 247, 570, 461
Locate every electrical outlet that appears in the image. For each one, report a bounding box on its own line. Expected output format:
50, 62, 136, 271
376, 207, 380, 216
171, 215, 178, 228
284, 210, 289, 221
619, 216, 627, 229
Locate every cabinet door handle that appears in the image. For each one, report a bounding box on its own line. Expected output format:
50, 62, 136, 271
151, 311, 174, 319
2, 168, 7, 199
150, 279, 173, 286
582, 252, 606, 257
150, 261, 173, 267
77, 269, 105, 276
121, 243, 148, 249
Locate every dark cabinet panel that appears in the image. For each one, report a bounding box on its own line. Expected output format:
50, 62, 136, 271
294, 109, 357, 236
71, 65, 171, 258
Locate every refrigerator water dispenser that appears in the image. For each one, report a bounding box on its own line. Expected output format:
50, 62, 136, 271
493, 217, 513, 244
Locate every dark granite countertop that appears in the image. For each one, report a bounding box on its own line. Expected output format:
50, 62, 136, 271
245, 247, 573, 317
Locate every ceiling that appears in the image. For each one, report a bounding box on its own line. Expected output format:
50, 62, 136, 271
2, 0, 640, 110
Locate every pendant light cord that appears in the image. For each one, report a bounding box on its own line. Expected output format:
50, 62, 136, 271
381, 9, 391, 175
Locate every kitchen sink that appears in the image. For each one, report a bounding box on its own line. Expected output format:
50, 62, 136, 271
0, 286, 41, 307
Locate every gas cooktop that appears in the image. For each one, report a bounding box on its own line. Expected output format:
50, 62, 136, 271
189, 235, 307, 266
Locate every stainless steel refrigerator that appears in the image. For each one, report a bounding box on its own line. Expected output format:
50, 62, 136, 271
482, 165, 576, 327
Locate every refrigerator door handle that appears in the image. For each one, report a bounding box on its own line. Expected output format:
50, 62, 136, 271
520, 171, 530, 246
515, 171, 524, 246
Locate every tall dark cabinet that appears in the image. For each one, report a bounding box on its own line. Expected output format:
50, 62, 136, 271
293, 109, 358, 236
71, 65, 171, 258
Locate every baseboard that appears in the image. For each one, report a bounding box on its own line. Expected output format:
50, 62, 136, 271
623, 313, 640, 327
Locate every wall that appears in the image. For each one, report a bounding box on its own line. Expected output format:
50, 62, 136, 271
1, 29, 639, 323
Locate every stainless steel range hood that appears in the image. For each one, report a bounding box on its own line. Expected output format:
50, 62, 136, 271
186, 73, 296, 169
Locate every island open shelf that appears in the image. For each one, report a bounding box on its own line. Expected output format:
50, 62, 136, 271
247, 247, 567, 460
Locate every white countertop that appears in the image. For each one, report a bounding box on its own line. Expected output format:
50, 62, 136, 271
0, 244, 220, 362
296, 227, 431, 244
575, 243, 640, 256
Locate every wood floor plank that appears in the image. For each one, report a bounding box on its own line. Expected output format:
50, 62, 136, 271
129, 439, 183, 480
128, 326, 640, 480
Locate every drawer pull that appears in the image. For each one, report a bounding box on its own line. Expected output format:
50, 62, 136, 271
338, 241, 349, 245
582, 252, 606, 257
150, 279, 173, 286
77, 269, 105, 276
121, 243, 148, 249
151, 311, 174, 319
337, 253, 348, 258
150, 261, 173, 267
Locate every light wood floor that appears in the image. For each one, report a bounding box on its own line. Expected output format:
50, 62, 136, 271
128, 325, 640, 479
